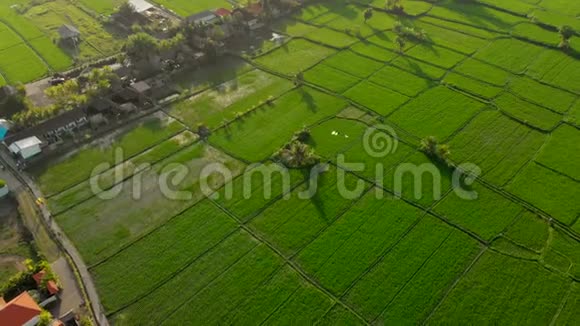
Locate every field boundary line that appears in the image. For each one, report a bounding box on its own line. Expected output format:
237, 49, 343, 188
50, 135, 200, 216
107, 230, 259, 318
44, 112, 188, 198
370, 231, 454, 323
210, 198, 371, 325
550, 281, 575, 326
313, 302, 341, 326
421, 247, 487, 325
258, 284, 303, 326
288, 185, 373, 260
534, 161, 580, 184
157, 242, 263, 325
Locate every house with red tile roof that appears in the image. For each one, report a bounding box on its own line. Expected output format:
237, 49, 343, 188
32, 270, 60, 296
0, 292, 42, 326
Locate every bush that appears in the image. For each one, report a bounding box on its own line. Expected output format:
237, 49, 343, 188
0, 179, 6, 188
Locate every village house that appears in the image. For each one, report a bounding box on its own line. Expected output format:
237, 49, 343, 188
0, 292, 42, 326
57, 24, 80, 42
186, 10, 221, 25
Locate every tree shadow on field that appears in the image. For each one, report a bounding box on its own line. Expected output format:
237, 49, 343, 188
300, 168, 327, 221
433, 0, 515, 32
299, 87, 317, 113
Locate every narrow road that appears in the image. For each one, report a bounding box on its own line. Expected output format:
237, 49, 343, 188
0, 150, 109, 326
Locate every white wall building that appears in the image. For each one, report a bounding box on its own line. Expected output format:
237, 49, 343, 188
8, 136, 42, 160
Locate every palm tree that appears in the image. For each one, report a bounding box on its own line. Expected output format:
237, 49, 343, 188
276, 141, 319, 168
559, 25, 574, 49
395, 36, 406, 53
364, 8, 373, 23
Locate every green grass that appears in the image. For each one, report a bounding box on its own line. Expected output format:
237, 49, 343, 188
504, 211, 549, 252
345, 215, 481, 323
0, 43, 48, 83
390, 56, 447, 80
149, 0, 230, 17
453, 58, 512, 86
249, 166, 370, 256
304, 63, 361, 93
389, 86, 485, 140
536, 124, 580, 180
321, 50, 383, 78
35, 115, 184, 196
526, 48, 580, 93
474, 38, 544, 73
344, 80, 409, 115
554, 282, 580, 325
350, 42, 398, 62
404, 43, 466, 69
444, 72, 504, 99
508, 77, 577, 113
494, 93, 562, 131
507, 162, 580, 225
430, 251, 569, 324
449, 110, 546, 186
529, 10, 580, 32
297, 190, 424, 295
167, 69, 293, 129
55, 143, 245, 265
47, 131, 197, 214
434, 182, 523, 240
78, 0, 130, 14
567, 100, 580, 126
307, 118, 368, 158
478, 0, 537, 15
91, 199, 238, 311
254, 39, 335, 76
210, 87, 348, 161
546, 228, 580, 279
511, 22, 559, 46
369, 65, 434, 96
312, 4, 396, 38
415, 20, 490, 54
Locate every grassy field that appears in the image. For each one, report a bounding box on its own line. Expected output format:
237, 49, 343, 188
27, 0, 580, 324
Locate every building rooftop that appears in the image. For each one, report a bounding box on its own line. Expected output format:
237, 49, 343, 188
129, 0, 154, 13
58, 24, 80, 39
0, 292, 42, 326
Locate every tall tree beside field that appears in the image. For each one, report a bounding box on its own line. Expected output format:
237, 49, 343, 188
117, 1, 136, 18
395, 35, 406, 53
558, 25, 574, 49
364, 8, 373, 23
386, 0, 404, 14
420, 136, 451, 165
125, 32, 160, 68
44, 80, 86, 109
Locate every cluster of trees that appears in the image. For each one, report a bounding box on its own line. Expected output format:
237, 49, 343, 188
392, 20, 427, 52
12, 66, 120, 127
559, 25, 574, 49
274, 128, 320, 168
420, 136, 451, 165
0, 259, 58, 300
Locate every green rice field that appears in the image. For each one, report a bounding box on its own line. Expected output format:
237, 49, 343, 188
24, 0, 580, 324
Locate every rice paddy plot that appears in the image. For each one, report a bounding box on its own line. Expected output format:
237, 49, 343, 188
77, 0, 126, 14
292, 1, 343, 22
526, 48, 580, 93
529, 10, 580, 32
210, 87, 348, 162
536, 124, 580, 180
508, 76, 576, 113
448, 110, 546, 187
404, 43, 466, 69
504, 211, 549, 252
419, 16, 501, 39
321, 50, 383, 78
296, 190, 425, 295
494, 92, 562, 131
478, 0, 537, 15
350, 42, 399, 63
34, 113, 184, 196
427, 0, 527, 32
344, 80, 409, 116
55, 143, 245, 265
389, 86, 485, 140
443, 73, 504, 99
538, 0, 580, 16
473, 38, 544, 73
434, 181, 523, 240
0, 21, 24, 50
567, 100, 580, 126
344, 215, 481, 324
0, 43, 48, 83
254, 39, 335, 76
429, 251, 570, 324
149, 0, 230, 17
545, 228, 580, 278
369, 65, 434, 97
303, 26, 359, 48
248, 166, 370, 256
390, 56, 447, 80
414, 20, 490, 54
313, 5, 396, 38
366, 31, 415, 53
507, 162, 580, 225
304, 63, 360, 93
214, 165, 308, 223
553, 282, 580, 325
24, 0, 124, 59
307, 118, 368, 158
453, 58, 512, 86
511, 22, 559, 46
166, 69, 293, 129
91, 199, 239, 312
28, 37, 73, 71
47, 131, 198, 214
